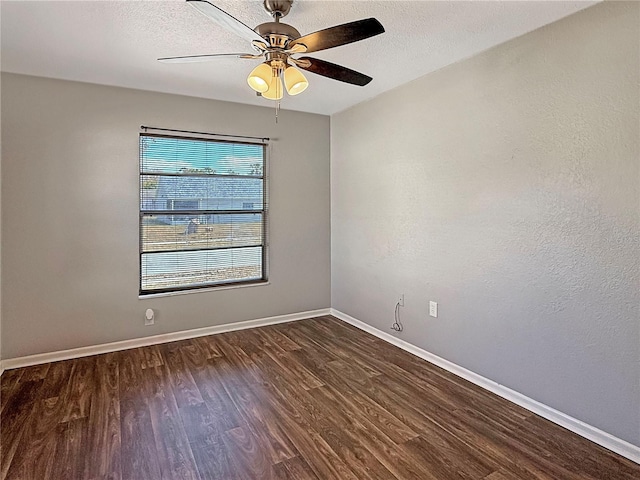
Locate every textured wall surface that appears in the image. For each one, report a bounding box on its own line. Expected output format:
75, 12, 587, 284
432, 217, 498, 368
0, 72, 2, 363
331, 2, 639, 446
1, 74, 330, 359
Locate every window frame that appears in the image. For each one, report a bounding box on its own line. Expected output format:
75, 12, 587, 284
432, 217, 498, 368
139, 132, 268, 295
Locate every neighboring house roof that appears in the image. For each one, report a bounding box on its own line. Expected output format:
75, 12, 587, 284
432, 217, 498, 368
156, 176, 262, 199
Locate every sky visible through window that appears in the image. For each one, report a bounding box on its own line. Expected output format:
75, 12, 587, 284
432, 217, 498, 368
141, 136, 263, 176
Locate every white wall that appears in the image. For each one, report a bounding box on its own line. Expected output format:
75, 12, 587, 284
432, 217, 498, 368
1, 74, 330, 359
331, 2, 639, 446
0, 71, 3, 364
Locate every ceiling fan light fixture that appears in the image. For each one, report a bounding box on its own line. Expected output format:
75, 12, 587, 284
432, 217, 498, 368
162, 1, 385, 106
284, 66, 309, 96
247, 62, 272, 93
262, 74, 284, 100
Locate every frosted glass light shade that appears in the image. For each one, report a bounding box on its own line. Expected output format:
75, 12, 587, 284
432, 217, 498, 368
284, 66, 309, 96
247, 63, 272, 93
262, 75, 284, 100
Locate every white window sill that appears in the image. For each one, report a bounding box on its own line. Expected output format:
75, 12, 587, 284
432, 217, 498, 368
139, 281, 270, 300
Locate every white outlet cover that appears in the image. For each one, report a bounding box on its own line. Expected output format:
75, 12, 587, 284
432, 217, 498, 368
429, 301, 438, 318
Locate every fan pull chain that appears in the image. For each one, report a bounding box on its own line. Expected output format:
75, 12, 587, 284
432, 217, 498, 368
274, 68, 282, 123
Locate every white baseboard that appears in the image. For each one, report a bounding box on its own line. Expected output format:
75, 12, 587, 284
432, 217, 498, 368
0, 308, 331, 372
330, 308, 640, 465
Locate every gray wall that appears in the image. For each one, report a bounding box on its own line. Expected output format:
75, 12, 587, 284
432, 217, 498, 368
331, 2, 639, 446
0, 72, 3, 363
1, 73, 330, 359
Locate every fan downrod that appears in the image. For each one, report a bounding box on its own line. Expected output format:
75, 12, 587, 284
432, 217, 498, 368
263, 0, 293, 19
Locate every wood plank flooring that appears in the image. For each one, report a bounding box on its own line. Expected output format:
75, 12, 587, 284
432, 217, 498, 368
1, 316, 638, 479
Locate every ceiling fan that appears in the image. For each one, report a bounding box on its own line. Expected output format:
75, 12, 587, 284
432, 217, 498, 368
159, 0, 385, 101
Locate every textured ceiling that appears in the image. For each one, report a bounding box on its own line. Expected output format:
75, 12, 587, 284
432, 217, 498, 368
1, 0, 596, 115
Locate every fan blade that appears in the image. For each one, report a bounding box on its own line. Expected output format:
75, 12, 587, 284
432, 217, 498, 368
158, 53, 260, 63
187, 0, 266, 44
290, 18, 384, 54
297, 57, 372, 86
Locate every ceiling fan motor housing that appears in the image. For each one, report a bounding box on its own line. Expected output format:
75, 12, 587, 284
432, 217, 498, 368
255, 21, 301, 48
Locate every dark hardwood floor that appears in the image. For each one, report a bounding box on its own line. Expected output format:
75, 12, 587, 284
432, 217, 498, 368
1, 315, 638, 479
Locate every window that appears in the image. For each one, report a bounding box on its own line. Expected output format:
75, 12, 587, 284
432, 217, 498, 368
139, 133, 267, 294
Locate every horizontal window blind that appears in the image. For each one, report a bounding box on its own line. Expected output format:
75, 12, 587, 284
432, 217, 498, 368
140, 133, 267, 294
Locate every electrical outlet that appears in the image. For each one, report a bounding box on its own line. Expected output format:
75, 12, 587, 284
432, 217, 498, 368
399, 294, 405, 307
429, 301, 438, 318
145, 308, 155, 326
